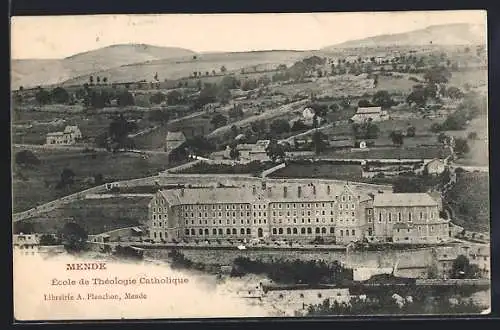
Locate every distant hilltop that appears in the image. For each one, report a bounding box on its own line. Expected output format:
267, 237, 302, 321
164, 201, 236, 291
323, 23, 486, 50
11, 44, 197, 90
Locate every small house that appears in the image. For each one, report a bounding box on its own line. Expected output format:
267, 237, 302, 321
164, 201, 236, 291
45, 125, 82, 145
424, 159, 446, 175
351, 106, 388, 123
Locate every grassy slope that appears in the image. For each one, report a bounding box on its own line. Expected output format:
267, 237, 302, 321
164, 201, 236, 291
12, 149, 172, 212
14, 196, 151, 235
445, 172, 489, 232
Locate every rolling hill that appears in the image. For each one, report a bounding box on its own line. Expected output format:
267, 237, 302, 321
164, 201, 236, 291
11, 44, 196, 89
59, 50, 310, 86
323, 23, 486, 50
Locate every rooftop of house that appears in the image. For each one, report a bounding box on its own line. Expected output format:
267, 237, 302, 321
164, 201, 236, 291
373, 193, 439, 207
13, 233, 40, 245
63, 125, 80, 133
166, 131, 187, 142
356, 106, 382, 114
46, 132, 65, 136
159, 182, 371, 206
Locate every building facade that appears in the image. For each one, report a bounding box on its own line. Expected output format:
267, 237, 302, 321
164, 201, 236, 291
370, 193, 450, 244
147, 182, 449, 246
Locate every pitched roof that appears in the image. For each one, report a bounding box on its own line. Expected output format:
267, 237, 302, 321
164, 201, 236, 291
373, 193, 438, 207
166, 131, 186, 142
64, 125, 79, 133
356, 106, 382, 114
159, 182, 371, 206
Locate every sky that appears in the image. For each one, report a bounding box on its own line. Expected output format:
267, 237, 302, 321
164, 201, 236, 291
11, 10, 486, 59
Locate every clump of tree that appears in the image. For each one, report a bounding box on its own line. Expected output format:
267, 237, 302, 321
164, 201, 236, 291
57, 222, 88, 253
389, 130, 405, 146
39, 234, 61, 246
231, 257, 353, 285
371, 90, 395, 109
449, 255, 481, 279
265, 139, 286, 162
116, 90, 135, 107
114, 245, 144, 260
15, 150, 41, 167
270, 119, 291, 135
148, 109, 170, 125
210, 113, 228, 129
351, 121, 380, 139
149, 92, 166, 105
312, 130, 328, 155
55, 168, 76, 189
228, 104, 244, 119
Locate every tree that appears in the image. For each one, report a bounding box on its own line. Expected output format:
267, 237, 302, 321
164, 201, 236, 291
15, 150, 40, 167
96, 76, 101, 84
148, 109, 170, 125
389, 131, 404, 146
229, 145, 240, 160
103, 77, 108, 84
39, 234, 59, 246
467, 132, 478, 140
291, 120, 309, 132
210, 113, 228, 129
229, 104, 244, 119
265, 140, 286, 162
406, 126, 416, 137
447, 86, 464, 99
35, 88, 51, 106
149, 92, 166, 105
371, 90, 394, 109
454, 138, 470, 156
358, 99, 372, 107
220, 65, 227, 73
166, 90, 183, 105
270, 119, 291, 135
450, 255, 480, 279
423, 66, 452, 84
94, 173, 104, 185
50, 87, 70, 104
89, 76, 94, 85
58, 222, 88, 252
117, 91, 135, 107
312, 130, 328, 155
437, 132, 448, 144
59, 168, 76, 187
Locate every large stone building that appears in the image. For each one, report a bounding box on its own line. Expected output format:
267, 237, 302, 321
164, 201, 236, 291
350, 106, 388, 123
370, 193, 450, 244
147, 182, 451, 245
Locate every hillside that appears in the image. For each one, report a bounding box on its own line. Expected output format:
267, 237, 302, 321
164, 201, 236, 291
11, 44, 196, 89
60, 50, 310, 86
323, 23, 486, 50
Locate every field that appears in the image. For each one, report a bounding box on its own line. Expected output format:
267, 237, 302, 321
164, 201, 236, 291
12, 148, 175, 212
61, 50, 309, 86
269, 163, 362, 180
448, 69, 488, 89
13, 196, 150, 235
444, 172, 489, 233
318, 146, 452, 160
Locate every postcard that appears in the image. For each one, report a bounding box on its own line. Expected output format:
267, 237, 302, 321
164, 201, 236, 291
11, 10, 490, 321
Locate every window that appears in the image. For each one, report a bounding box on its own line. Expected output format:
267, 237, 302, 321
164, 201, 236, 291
388, 213, 392, 222
378, 213, 382, 223
321, 227, 326, 234
240, 228, 245, 235
398, 213, 402, 222
213, 229, 217, 235
315, 227, 320, 234
408, 213, 412, 222
246, 228, 251, 235
272, 228, 277, 234
307, 228, 312, 234
218, 229, 223, 235
287, 228, 291, 235
185, 229, 190, 235
232, 228, 237, 235
330, 227, 335, 234
278, 228, 283, 234
199, 229, 203, 235
191, 229, 195, 235
293, 228, 298, 234
301, 228, 306, 234
346, 230, 349, 236
420, 212, 423, 219
352, 229, 355, 236
340, 230, 344, 236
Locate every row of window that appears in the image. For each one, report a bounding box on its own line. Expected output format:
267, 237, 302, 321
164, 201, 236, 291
179, 203, 252, 210
184, 219, 267, 225
377, 211, 437, 223
270, 202, 355, 209
185, 228, 252, 236
271, 227, 335, 235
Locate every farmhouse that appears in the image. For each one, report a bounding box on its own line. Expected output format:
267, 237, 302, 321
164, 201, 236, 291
45, 125, 82, 145
224, 140, 270, 162
350, 106, 388, 123
13, 233, 65, 256
434, 245, 490, 279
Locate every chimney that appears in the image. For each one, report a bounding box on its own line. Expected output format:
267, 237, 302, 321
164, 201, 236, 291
252, 185, 257, 195
283, 186, 288, 198
267, 187, 272, 197
312, 184, 316, 195
298, 186, 302, 198
180, 188, 185, 197
262, 181, 267, 190
327, 185, 331, 195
